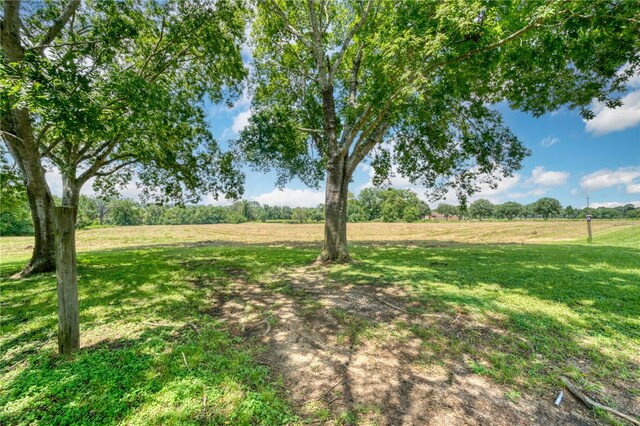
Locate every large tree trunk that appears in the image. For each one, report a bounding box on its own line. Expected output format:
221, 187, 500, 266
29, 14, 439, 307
317, 84, 352, 263
3, 110, 56, 278
22, 177, 56, 276
317, 155, 352, 263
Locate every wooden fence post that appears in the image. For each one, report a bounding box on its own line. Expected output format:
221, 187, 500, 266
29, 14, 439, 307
53, 206, 80, 354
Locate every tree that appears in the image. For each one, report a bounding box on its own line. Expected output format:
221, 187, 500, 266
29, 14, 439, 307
292, 207, 310, 223
107, 199, 143, 226
76, 195, 98, 228
144, 204, 165, 225
0, 154, 33, 235
435, 203, 459, 220
1, 0, 247, 277
496, 202, 523, 220
310, 205, 324, 223
1, 0, 247, 354
533, 197, 562, 219
563, 205, 577, 219
379, 189, 428, 222
93, 197, 111, 225
358, 188, 385, 221
469, 199, 494, 220
238, 0, 639, 262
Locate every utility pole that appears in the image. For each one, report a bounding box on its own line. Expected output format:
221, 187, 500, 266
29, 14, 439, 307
586, 196, 592, 243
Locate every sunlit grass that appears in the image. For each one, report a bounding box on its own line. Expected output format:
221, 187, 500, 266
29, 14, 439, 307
1, 222, 638, 424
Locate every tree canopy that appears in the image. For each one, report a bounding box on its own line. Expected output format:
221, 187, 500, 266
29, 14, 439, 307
469, 199, 495, 220
236, 0, 640, 261
533, 197, 563, 219
1, 0, 248, 274
2, 0, 247, 204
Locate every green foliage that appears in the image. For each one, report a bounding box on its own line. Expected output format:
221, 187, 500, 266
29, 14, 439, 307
2, 0, 248, 205
0, 155, 33, 236
496, 202, 524, 220
107, 199, 143, 226
347, 188, 429, 222
469, 199, 495, 220
238, 0, 639, 206
358, 188, 385, 221
76, 195, 98, 229
435, 203, 460, 219
291, 207, 310, 223
0, 200, 33, 236
380, 189, 429, 222
533, 197, 563, 219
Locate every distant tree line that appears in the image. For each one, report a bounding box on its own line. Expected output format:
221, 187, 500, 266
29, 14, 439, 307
436, 197, 640, 221
70, 197, 327, 228
2, 188, 638, 236
348, 188, 431, 222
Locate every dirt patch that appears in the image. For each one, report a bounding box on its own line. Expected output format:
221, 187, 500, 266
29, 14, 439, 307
210, 266, 611, 425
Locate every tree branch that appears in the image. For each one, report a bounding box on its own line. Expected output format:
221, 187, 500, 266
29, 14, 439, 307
1, 0, 26, 61
297, 127, 323, 134
347, 42, 365, 107
40, 137, 63, 159
307, 0, 327, 86
346, 120, 390, 175
139, 15, 166, 77
78, 135, 122, 183
28, 39, 99, 51
35, 0, 82, 54
260, 0, 313, 52
329, 0, 372, 83
93, 160, 136, 177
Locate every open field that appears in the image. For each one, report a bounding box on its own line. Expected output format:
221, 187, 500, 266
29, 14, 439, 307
1, 221, 639, 425
1, 220, 637, 262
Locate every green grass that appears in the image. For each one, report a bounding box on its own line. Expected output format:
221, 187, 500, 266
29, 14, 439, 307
1, 246, 313, 425
1, 224, 639, 425
333, 226, 640, 391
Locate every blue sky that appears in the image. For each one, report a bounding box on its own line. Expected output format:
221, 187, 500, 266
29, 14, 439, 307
201, 86, 640, 210
47, 69, 640, 210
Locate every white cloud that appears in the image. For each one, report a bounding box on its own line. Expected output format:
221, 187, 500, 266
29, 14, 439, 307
580, 166, 640, 192
626, 183, 640, 194
250, 188, 325, 207
540, 136, 560, 147
45, 165, 143, 202
231, 109, 252, 134
202, 194, 234, 206
527, 166, 570, 187
585, 91, 640, 135
45, 168, 64, 198
619, 63, 640, 89
359, 163, 524, 205
590, 201, 640, 208
472, 175, 522, 202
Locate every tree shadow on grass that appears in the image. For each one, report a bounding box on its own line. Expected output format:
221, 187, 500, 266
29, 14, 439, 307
1, 323, 299, 425
343, 243, 640, 322
209, 257, 623, 424
0, 245, 316, 425
322, 243, 639, 415
1, 240, 637, 424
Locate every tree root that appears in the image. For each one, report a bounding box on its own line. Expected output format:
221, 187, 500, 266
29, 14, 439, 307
10, 259, 55, 279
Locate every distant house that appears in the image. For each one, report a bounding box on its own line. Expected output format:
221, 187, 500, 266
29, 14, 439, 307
428, 212, 460, 221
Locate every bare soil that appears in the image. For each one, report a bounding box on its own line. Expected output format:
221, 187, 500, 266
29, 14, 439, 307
211, 266, 605, 425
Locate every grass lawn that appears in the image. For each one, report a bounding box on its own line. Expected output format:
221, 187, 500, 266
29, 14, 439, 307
1, 221, 638, 425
